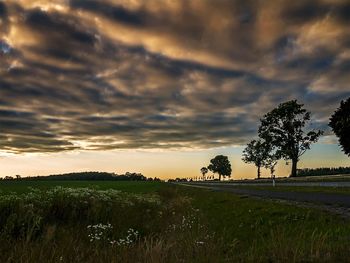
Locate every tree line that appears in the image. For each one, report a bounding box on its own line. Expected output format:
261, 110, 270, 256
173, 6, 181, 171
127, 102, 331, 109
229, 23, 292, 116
1, 172, 162, 181
297, 167, 350, 177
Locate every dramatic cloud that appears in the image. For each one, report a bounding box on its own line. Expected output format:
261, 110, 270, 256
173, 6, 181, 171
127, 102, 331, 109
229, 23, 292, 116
1, 0, 350, 153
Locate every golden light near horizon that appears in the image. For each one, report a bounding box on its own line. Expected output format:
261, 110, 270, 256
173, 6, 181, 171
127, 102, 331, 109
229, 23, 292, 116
0, 0, 350, 179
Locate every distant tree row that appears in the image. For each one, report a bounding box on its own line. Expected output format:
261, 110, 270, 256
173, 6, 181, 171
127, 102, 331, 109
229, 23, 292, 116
169, 174, 218, 182
168, 178, 188, 183
242, 97, 350, 178
1, 172, 162, 181
297, 167, 350, 177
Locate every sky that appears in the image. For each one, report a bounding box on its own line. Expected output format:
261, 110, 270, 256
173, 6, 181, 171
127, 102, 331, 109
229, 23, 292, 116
0, 0, 350, 179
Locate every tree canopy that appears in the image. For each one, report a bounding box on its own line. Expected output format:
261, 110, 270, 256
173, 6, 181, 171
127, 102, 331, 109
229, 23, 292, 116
200, 167, 208, 180
258, 100, 323, 177
208, 155, 232, 181
329, 97, 350, 156
242, 139, 270, 179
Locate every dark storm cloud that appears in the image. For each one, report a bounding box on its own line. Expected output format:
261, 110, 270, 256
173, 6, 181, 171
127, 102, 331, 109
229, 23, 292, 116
23, 9, 97, 65
26, 9, 96, 45
71, 0, 145, 26
283, 1, 350, 24
0, 109, 77, 152
1, 0, 350, 153
327, 2, 350, 23
284, 2, 330, 23
0, 2, 7, 18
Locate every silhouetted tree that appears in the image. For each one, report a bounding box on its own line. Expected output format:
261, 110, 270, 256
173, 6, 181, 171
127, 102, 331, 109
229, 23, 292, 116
200, 167, 208, 181
208, 155, 232, 181
242, 139, 270, 179
263, 140, 280, 178
258, 100, 323, 177
329, 97, 350, 156
264, 154, 279, 178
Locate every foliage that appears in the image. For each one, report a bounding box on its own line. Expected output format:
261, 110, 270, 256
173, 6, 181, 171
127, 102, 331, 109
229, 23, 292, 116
0, 181, 164, 194
0, 183, 350, 262
207, 155, 232, 181
258, 100, 323, 177
329, 97, 350, 156
0, 186, 161, 242
264, 159, 278, 178
0, 184, 223, 263
1, 171, 161, 182
187, 186, 350, 262
262, 145, 280, 177
242, 139, 271, 179
297, 166, 350, 177
200, 167, 208, 180
168, 178, 188, 182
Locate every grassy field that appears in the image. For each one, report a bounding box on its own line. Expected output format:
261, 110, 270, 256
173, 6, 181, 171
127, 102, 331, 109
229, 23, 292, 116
0, 180, 163, 194
285, 174, 350, 182
231, 185, 350, 195
0, 181, 349, 262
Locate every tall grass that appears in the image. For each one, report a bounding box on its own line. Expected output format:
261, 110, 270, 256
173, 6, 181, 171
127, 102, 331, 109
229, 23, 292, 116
0, 185, 349, 262
0, 186, 226, 262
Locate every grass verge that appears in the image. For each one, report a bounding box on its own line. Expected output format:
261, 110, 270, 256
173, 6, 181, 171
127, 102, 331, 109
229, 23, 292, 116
231, 185, 350, 195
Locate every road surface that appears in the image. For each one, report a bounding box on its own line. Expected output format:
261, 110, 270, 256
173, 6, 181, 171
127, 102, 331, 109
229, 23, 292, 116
186, 181, 350, 187
180, 182, 350, 208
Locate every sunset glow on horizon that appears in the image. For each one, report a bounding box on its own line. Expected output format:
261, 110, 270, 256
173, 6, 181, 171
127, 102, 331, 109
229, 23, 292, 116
1, 0, 350, 179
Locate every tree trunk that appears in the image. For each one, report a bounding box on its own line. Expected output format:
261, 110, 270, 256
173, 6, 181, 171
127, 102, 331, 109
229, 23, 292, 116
257, 166, 261, 179
290, 158, 298, 177
219, 174, 221, 181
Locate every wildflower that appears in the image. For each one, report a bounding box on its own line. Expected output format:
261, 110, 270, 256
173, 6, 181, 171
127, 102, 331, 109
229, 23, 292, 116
117, 228, 139, 246
87, 223, 113, 243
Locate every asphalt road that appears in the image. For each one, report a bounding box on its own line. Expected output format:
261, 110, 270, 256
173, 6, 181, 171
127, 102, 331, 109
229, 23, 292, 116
187, 181, 350, 187
181, 183, 350, 208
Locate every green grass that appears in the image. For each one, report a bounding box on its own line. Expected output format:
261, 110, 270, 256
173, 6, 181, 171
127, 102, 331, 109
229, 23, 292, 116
232, 185, 350, 195
184, 186, 350, 261
287, 174, 350, 182
0, 181, 349, 262
0, 180, 163, 194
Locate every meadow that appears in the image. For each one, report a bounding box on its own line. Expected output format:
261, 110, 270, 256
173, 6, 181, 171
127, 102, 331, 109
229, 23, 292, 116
0, 181, 350, 262
0, 180, 163, 194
